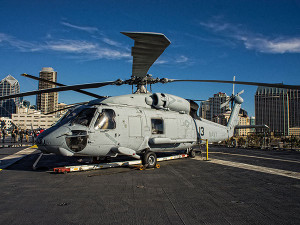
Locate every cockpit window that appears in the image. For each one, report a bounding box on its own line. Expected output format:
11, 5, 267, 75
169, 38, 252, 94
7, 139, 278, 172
72, 108, 96, 127
94, 109, 116, 130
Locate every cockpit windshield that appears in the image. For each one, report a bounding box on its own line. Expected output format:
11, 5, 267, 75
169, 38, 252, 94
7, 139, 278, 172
71, 108, 96, 127
54, 106, 81, 126
59, 109, 73, 122
94, 109, 116, 130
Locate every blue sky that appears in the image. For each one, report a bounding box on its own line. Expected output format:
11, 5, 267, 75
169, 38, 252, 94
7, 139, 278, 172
1, 0, 300, 116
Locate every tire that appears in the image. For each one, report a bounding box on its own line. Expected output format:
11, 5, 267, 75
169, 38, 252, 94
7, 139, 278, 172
189, 149, 196, 158
142, 151, 157, 168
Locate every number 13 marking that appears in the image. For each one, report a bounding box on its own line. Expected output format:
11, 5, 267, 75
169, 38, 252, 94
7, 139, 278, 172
199, 127, 204, 136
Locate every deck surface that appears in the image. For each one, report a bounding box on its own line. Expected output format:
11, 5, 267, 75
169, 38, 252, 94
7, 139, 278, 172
0, 146, 299, 224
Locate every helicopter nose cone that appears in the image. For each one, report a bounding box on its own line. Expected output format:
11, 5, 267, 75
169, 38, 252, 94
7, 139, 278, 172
36, 126, 72, 155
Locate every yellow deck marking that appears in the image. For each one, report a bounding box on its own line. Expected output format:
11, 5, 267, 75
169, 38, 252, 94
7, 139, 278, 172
193, 156, 300, 180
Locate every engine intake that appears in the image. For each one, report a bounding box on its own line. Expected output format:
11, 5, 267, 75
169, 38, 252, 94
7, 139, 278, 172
146, 93, 190, 114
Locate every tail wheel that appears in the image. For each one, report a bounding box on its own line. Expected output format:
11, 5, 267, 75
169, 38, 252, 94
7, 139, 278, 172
142, 151, 157, 168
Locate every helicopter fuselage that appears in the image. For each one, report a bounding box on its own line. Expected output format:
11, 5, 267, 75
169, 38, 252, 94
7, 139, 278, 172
36, 93, 241, 158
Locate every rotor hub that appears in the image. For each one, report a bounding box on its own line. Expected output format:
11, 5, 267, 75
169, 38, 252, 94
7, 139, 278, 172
123, 75, 170, 86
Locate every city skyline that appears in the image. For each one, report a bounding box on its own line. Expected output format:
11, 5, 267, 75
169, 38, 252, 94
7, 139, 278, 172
1, 1, 300, 117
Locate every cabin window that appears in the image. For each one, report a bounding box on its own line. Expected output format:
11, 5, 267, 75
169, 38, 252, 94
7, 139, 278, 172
94, 109, 116, 130
72, 108, 96, 127
151, 118, 164, 134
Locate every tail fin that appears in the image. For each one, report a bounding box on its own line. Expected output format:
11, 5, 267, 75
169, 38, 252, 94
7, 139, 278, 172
227, 95, 243, 138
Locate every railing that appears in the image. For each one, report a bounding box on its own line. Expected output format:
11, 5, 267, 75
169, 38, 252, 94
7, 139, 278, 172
0, 136, 35, 147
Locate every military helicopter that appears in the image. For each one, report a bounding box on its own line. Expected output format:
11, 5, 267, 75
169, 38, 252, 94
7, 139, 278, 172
1, 32, 299, 168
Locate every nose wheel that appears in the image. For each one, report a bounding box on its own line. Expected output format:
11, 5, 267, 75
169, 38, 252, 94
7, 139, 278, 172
141, 150, 157, 168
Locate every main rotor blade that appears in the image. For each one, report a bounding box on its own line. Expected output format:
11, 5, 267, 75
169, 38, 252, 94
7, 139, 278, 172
44, 101, 88, 115
21, 73, 107, 99
237, 90, 244, 96
122, 32, 171, 78
168, 79, 300, 90
232, 76, 235, 95
220, 100, 230, 109
0, 80, 119, 101
186, 99, 206, 102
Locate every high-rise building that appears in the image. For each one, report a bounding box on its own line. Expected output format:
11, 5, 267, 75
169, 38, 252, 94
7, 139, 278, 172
36, 67, 58, 114
0, 75, 21, 118
212, 110, 231, 126
200, 92, 230, 120
200, 101, 211, 120
237, 115, 251, 136
255, 87, 300, 136
57, 103, 68, 116
288, 89, 300, 129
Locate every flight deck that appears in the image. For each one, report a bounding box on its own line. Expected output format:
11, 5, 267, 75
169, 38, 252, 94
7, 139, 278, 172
0, 146, 299, 224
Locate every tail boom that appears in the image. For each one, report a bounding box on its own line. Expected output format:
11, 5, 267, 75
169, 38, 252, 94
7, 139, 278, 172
227, 95, 243, 138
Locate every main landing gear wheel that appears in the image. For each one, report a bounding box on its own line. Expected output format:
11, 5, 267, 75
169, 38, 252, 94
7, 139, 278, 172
188, 149, 196, 158
142, 151, 157, 168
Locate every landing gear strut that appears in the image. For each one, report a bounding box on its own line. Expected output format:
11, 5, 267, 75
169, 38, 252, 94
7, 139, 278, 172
32, 153, 43, 170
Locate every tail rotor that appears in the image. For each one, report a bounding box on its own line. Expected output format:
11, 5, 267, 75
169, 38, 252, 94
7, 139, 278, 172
220, 76, 244, 110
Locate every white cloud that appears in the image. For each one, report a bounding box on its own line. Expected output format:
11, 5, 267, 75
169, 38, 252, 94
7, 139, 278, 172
60, 21, 126, 49
0, 33, 37, 51
238, 36, 300, 53
0, 33, 130, 60
61, 21, 99, 33
0, 30, 189, 63
45, 39, 130, 59
154, 55, 190, 65
200, 21, 233, 32
200, 20, 300, 54
102, 37, 122, 47
155, 59, 168, 64
96, 48, 131, 59
175, 55, 189, 63
46, 40, 96, 53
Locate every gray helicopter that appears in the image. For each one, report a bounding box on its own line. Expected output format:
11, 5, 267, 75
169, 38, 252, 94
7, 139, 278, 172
1, 32, 299, 168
